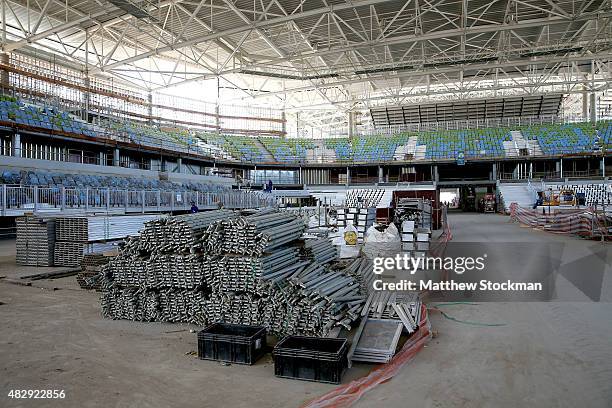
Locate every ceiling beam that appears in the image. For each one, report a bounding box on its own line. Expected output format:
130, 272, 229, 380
88, 0, 400, 73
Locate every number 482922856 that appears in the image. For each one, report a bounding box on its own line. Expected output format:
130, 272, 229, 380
7, 389, 66, 399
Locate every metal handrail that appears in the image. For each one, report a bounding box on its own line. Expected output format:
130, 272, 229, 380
0, 184, 275, 216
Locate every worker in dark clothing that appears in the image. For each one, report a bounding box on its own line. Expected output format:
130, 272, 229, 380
266, 179, 273, 192
190, 201, 199, 213
533, 192, 543, 209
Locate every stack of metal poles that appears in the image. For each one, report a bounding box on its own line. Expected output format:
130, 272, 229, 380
301, 238, 338, 264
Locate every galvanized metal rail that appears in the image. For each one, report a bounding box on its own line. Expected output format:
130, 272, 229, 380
0, 184, 275, 216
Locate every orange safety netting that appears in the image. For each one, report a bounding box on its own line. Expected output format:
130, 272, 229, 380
509, 202, 609, 238
301, 304, 432, 408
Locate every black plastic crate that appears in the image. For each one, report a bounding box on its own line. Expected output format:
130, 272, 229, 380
273, 336, 348, 384
197, 323, 266, 365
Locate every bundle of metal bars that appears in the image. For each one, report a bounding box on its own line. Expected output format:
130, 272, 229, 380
301, 238, 338, 264
361, 292, 422, 333
137, 210, 236, 253
335, 257, 374, 295
100, 209, 364, 336
15, 216, 56, 266
76, 253, 113, 290
219, 212, 305, 256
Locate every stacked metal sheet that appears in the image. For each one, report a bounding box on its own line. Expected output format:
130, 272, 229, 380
53, 215, 161, 266
54, 241, 87, 267
56, 217, 89, 241
349, 292, 423, 364
15, 216, 56, 266
56, 215, 161, 242
349, 319, 404, 363
100, 209, 365, 336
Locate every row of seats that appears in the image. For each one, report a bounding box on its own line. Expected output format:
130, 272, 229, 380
1, 95, 611, 164
0, 97, 97, 138
324, 135, 409, 162
521, 123, 598, 155
0, 169, 229, 192
259, 137, 315, 162
417, 127, 509, 160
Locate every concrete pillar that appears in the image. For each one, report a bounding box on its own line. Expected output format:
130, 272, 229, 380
98, 151, 105, 166
590, 62, 597, 123
177, 157, 183, 174
378, 166, 383, 183
0, 53, 9, 90
602, 157, 605, 178
582, 83, 589, 121
147, 93, 153, 124
83, 76, 90, 121
492, 163, 497, 181
11, 133, 20, 157
281, 111, 287, 137
590, 92, 597, 123
559, 158, 563, 178
215, 105, 221, 136
433, 165, 439, 182
346, 167, 350, 186
347, 111, 356, 138
113, 148, 120, 167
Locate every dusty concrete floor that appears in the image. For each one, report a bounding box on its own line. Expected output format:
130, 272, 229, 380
1, 213, 611, 408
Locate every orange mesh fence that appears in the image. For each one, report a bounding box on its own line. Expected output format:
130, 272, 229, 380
301, 304, 431, 408
509, 203, 609, 238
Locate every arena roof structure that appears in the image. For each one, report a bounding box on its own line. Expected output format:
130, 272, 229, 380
0, 0, 611, 131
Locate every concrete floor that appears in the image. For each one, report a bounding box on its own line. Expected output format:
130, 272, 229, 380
1, 213, 611, 408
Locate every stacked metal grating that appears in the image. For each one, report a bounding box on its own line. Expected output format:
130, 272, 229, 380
76, 253, 113, 290
15, 216, 56, 266
54, 215, 161, 267
54, 241, 87, 267
301, 238, 338, 264
100, 209, 365, 336
349, 292, 423, 364
56, 217, 89, 242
